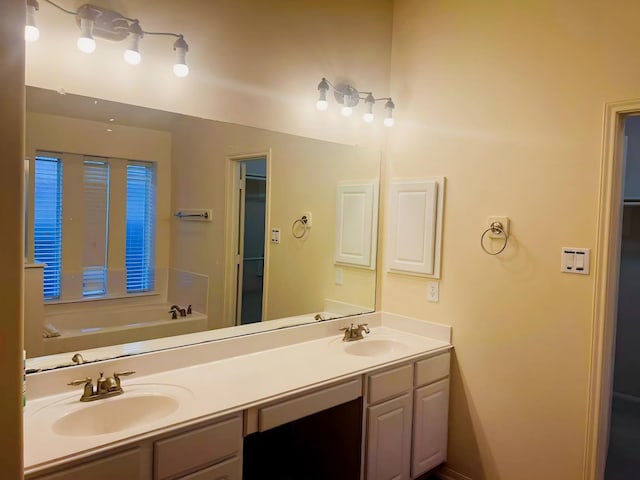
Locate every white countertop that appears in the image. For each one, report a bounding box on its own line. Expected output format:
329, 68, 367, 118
23, 312, 451, 474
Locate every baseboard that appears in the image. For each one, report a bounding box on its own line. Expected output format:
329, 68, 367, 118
435, 464, 473, 480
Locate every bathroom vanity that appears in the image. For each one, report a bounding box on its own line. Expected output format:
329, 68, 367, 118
24, 312, 451, 480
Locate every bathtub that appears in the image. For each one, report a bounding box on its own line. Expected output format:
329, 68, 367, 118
41, 304, 208, 356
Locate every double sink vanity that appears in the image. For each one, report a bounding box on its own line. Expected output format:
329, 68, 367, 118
24, 312, 452, 480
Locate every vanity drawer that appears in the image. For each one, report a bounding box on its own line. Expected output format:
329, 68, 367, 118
176, 455, 241, 480
33, 448, 144, 480
415, 352, 450, 387
154, 415, 242, 480
257, 378, 362, 432
367, 364, 413, 404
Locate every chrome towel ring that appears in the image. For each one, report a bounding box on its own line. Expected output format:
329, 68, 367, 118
292, 215, 310, 239
480, 221, 509, 255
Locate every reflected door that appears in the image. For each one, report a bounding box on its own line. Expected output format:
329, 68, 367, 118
235, 158, 267, 325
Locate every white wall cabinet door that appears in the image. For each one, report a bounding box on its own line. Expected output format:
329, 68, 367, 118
335, 182, 378, 268
366, 393, 412, 480
386, 178, 444, 278
411, 379, 450, 478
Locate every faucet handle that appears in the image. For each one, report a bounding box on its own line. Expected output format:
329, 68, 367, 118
339, 323, 354, 332
114, 370, 136, 379
67, 377, 92, 386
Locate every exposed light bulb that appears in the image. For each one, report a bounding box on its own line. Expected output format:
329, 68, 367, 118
384, 99, 395, 127
316, 77, 330, 111
363, 93, 375, 123
124, 49, 141, 65
25, 25, 40, 42
124, 22, 142, 65
25, 1, 40, 42
173, 36, 189, 77
77, 16, 96, 53
341, 93, 353, 117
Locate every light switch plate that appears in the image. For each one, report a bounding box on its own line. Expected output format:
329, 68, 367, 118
271, 228, 281, 244
561, 247, 590, 274
335, 267, 344, 285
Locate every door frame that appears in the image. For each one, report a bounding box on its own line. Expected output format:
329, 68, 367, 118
223, 151, 271, 327
585, 99, 640, 479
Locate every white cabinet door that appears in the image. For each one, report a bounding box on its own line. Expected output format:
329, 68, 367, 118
366, 393, 412, 480
412, 378, 450, 477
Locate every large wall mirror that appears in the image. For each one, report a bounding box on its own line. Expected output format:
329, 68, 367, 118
24, 87, 380, 371
23, 0, 387, 372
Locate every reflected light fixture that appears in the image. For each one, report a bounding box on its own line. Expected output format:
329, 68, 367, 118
315, 77, 396, 127
172, 36, 189, 77
123, 21, 143, 65
76, 6, 96, 54
25, 0, 40, 42
25, 1, 191, 77
316, 78, 329, 111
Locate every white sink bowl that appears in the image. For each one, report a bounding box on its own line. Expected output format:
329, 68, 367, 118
30, 383, 192, 438
343, 338, 409, 357
53, 392, 179, 437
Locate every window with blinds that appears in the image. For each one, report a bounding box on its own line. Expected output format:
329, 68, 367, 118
31, 152, 157, 301
126, 162, 155, 292
82, 159, 109, 297
34, 156, 63, 300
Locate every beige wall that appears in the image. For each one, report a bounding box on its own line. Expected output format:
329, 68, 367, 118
25, 112, 172, 279
25, 0, 393, 147
170, 116, 378, 328
384, 0, 640, 478
0, 0, 24, 476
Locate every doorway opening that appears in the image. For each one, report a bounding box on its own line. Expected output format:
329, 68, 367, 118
588, 101, 640, 480
229, 156, 268, 326
604, 114, 640, 479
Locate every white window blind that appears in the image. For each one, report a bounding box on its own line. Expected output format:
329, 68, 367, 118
126, 162, 155, 292
82, 159, 109, 297
34, 156, 63, 299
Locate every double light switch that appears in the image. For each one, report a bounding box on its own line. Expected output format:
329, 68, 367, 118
561, 248, 590, 275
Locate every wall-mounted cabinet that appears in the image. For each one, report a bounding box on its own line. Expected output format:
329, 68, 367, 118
386, 178, 445, 278
335, 182, 379, 269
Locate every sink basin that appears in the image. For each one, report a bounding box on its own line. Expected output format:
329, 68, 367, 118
53, 392, 179, 437
343, 338, 409, 357
29, 383, 193, 438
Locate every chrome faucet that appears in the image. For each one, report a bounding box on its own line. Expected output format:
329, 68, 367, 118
340, 323, 370, 342
68, 370, 136, 402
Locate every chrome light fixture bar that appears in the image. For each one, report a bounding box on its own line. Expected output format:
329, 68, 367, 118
316, 77, 395, 127
25, 1, 191, 77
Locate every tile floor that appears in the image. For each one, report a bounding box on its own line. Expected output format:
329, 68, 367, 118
605, 394, 640, 479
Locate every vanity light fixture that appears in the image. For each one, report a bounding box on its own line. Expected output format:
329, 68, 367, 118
25, 1, 191, 77
25, 0, 40, 42
315, 77, 396, 127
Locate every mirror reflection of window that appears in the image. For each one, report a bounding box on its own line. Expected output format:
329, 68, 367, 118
31, 152, 157, 301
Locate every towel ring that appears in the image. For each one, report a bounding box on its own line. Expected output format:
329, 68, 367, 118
480, 221, 509, 255
292, 215, 309, 239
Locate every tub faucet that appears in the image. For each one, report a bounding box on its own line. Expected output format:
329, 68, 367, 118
170, 305, 187, 317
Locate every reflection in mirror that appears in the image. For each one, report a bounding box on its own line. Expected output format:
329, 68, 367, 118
24, 87, 380, 372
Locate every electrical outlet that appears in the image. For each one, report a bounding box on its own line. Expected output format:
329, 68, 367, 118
427, 281, 439, 302
271, 228, 281, 244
